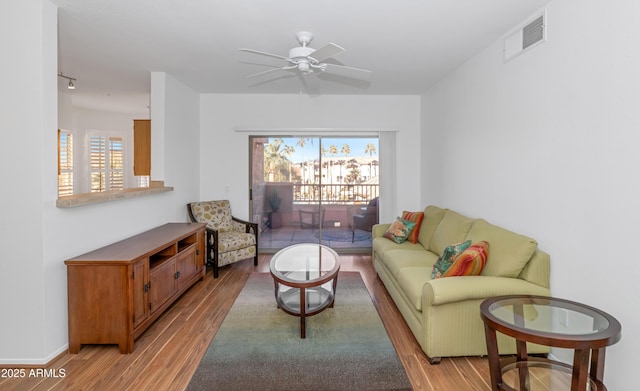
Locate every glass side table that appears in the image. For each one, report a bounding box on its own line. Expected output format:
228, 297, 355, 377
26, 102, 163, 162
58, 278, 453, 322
481, 295, 621, 391
269, 243, 341, 338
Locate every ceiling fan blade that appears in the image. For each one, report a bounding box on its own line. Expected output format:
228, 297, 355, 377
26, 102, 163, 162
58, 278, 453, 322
322, 63, 372, 81
246, 67, 285, 78
308, 43, 345, 63
298, 73, 321, 96
238, 48, 289, 61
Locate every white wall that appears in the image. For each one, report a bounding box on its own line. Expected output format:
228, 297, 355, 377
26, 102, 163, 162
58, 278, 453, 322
0, 0, 52, 362
199, 94, 422, 221
422, 0, 637, 388
160, 72, 201, 214
0, 1, 201, 364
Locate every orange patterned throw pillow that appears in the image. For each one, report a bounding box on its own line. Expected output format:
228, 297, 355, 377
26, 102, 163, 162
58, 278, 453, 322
442, 241, 489, 278
401, 211, 425, 244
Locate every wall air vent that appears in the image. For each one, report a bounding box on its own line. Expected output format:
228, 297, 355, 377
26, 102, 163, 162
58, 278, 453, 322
504, 10, 546, 62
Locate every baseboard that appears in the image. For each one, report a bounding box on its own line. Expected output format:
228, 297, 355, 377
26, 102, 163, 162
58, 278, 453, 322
0, 345, 68, 367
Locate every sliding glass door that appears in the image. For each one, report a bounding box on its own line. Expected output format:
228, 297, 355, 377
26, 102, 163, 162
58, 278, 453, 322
250, 135, 379, 253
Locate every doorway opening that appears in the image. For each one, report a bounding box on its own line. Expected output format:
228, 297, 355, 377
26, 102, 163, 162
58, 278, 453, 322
250, 136, 379, 253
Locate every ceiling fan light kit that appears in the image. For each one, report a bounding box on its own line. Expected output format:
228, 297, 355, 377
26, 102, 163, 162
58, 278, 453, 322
239, 31, 372, 81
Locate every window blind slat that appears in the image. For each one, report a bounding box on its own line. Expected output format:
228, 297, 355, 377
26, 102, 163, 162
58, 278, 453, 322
88, 134, 124, 192
58, 130, 74, 197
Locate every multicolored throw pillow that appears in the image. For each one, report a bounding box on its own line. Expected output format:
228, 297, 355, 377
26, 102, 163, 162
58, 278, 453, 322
383, 217, 417, 244
443, 241, 489, 278
401, 211, 425, 244
431, 240, 472, 279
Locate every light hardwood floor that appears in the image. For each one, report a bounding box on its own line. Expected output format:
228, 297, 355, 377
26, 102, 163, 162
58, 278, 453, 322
1, 253, 494, 391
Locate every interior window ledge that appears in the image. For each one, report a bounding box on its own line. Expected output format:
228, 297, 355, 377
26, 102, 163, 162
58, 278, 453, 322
56, 183, 173, 208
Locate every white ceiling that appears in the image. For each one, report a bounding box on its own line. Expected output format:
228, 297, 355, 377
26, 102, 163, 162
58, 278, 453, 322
53, 0, 552, 114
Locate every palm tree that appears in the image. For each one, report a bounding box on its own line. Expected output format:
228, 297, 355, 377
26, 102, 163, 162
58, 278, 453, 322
320, 145, 329, 183
282, 144, 295, 181
336, 159, 345, 184
341, 143, 351, 157
364, 143, 377, 180
264, 138, 295, 182
340, 144, 351, 190
345, 159, 361, 184
296, 138, 312, 183
364, 143, 376, 156
329, 144, 338, 185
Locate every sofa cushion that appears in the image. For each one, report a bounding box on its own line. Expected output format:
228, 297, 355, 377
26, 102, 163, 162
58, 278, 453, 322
383, 217, 416, 243
417, 206, 446, 248
372, 237, 425, 259
466, 219, 538, 278
431, 240, 472, 279
396, 266, 434, 312
381, 249, 439, 279
429, 210, 474, 255
442, 241, 489, 278
218, 231, 256, 253
402, 211, 425, 244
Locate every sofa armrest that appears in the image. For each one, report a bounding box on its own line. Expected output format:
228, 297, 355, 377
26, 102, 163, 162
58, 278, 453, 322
372, 223, 389, 238
423, 276, 551, 307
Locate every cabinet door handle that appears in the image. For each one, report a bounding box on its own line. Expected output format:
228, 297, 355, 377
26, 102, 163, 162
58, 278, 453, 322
174, 271, 181, 279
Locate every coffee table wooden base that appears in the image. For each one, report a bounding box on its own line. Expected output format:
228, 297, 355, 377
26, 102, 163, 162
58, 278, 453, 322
269, 243, 341, 339
274, 282, 337, 338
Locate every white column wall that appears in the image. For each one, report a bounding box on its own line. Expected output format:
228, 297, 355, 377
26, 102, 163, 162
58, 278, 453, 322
0, 0, 51, 362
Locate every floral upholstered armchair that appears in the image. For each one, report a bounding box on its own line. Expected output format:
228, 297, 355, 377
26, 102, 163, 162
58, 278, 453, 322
187, 200, 258, 278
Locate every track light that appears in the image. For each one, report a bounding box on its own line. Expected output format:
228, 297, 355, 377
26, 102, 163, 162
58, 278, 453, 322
58, 73, 76, 90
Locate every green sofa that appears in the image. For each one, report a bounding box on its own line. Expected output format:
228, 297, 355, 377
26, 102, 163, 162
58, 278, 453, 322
372, 206, 551, 364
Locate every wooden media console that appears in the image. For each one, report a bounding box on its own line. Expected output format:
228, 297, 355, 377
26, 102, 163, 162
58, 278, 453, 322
65, 223, 206, 354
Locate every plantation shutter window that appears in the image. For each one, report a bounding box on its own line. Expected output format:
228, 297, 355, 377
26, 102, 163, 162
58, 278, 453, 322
58, 130, 74, 197
89, 134, 124, 192
109, 137, 124, 190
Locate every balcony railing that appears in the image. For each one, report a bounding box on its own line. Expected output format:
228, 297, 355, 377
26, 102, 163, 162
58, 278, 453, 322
292, 183, 379, 205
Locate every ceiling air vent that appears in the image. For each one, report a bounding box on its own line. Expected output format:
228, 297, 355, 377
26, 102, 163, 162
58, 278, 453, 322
504, 11, 546, 62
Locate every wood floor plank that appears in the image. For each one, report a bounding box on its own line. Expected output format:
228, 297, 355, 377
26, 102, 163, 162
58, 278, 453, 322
1, 253, 493, 390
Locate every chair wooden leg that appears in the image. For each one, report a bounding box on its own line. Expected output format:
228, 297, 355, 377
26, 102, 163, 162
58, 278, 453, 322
212, 251, 220, 278
212, 262, 219, 278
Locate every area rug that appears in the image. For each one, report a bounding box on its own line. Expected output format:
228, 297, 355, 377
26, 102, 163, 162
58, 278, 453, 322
315, 229, 372, 242
187, 272, 412, 391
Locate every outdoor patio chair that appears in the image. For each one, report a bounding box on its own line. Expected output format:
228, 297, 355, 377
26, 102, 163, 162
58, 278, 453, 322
352, 197, 379, 242
187, 200, 258, 278
298, 207, 326, 228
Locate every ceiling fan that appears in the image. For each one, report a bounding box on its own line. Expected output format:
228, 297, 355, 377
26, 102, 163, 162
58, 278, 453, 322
239, 31, 372, 81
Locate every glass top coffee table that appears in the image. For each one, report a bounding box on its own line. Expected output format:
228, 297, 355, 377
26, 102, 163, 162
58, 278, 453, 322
269, 243, 341, 338
481, 295, 621, 391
